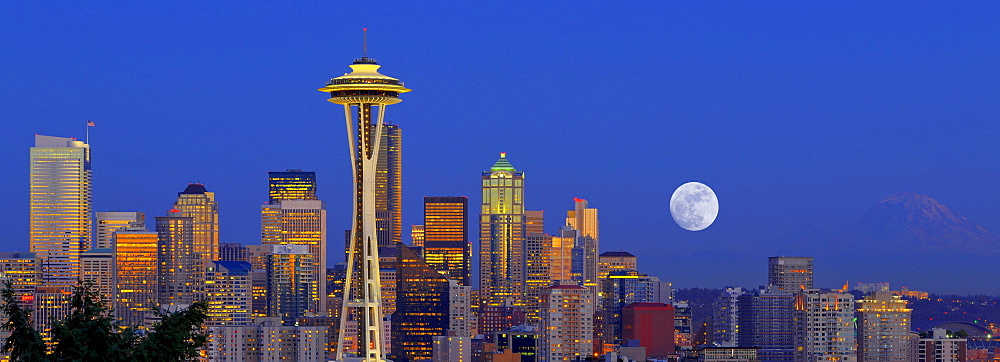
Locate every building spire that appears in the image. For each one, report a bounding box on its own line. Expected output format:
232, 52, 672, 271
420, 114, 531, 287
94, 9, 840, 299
363, 27, 368, 57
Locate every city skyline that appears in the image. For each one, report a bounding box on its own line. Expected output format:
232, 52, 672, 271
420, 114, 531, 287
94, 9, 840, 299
2, 2, 999, 295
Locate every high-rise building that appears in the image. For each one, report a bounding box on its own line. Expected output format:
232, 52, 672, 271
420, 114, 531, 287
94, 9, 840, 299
246, 244, 271, 271
525, 210, 544, 235
712, 287, 746, 346
261, 199, 327, 313
480, 153, 526, 307
523, 233, 552, 322
80, 248, 114, 302
793, 289, 856, 361
205, 261, 252, 327
376, 124, 403, 248
320, 50, 410, 360
410, 225, 424, 248
219, 242, 248, 262
391, 243, 450, 362
622, 303, 675, 358
29, 135, 92, 288
423, 196, 470, 286
599, 270, 672, 344
597, 251, 637, 283
172, 183, 220, 262
268, 169, 318, 204
449, 280, 472, 338
538, 284, 593, 361
736, 289, 796, 361
432, 335, 472, 362
856, 292, 911, 361
156, 213, 197, 306
95, 211, 145, 250
549, 226, 576, 283
0, 252, 39, 306
267, 244, 317, 325
206, 317, 328, 361
33, 286, 71, 343
113, 228, 158, 327
768, 256, 813, 291
916, 329, 967, 362
566, 198, 598, 292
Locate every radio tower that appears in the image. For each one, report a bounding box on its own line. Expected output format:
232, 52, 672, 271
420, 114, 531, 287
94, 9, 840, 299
319, 29, 411, 361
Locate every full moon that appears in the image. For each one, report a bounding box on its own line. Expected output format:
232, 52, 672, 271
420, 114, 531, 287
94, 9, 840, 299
669, 182, 719, 231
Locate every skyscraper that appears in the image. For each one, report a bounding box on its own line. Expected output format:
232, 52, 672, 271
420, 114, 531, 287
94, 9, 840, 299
712, 287, 747, 346
205, 261, 252, 327
539, 284, 593, 361
566, 198, 599, 293
173, 183, 220, 262
29, 135, 92, 288
423, 196, 470, 286
79, 248, 114, 302
736, 289, 796, 361
793, 289, 856, 361
525, 210, 544, 235
0, 252, 39, 306
319, 48, 411, 360
856, 292, 912, 361
268, 169, 318, 204
768, 256, 813, 291
622, 303, 675, 358
114, 227, 158, 327
261, 199, 327, 313
480, 152, 526, 307
390, 243, 450, 362
267, 244, 317, 325
524, 232, 552, 322
410, 225, 424, 248
156, 213, 197, 306
95, 211, 145, 250
376, 124, 402, 247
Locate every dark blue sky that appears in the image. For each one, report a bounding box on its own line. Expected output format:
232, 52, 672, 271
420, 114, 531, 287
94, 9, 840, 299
2, 2, 998, 294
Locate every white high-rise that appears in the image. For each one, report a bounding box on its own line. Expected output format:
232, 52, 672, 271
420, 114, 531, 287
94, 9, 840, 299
30, 135, 92, 288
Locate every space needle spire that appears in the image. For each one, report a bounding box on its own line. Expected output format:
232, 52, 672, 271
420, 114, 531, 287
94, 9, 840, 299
319, 31, 411, 361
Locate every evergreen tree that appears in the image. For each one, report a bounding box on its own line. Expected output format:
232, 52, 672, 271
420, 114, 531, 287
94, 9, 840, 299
0, 280, 48, 361
132, 300, 209, 361
1, 281, 209, 361
50, 280, 130, 361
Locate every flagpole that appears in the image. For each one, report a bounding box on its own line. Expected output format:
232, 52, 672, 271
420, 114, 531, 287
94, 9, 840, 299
86, 121, 89, 144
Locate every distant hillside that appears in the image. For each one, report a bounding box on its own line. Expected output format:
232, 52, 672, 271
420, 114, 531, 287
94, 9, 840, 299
840, 192, 1000, 255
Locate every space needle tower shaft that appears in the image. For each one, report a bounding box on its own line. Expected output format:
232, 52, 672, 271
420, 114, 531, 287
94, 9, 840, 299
319, 31, 411, 361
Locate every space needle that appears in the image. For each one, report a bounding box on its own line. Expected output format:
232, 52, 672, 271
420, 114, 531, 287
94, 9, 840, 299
319, 30, 410, 361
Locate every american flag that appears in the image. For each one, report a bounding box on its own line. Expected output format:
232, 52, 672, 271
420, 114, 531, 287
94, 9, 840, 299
87, 120, 95, 127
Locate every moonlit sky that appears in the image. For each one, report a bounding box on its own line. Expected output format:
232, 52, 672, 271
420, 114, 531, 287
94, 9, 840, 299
2, 2, 998, 294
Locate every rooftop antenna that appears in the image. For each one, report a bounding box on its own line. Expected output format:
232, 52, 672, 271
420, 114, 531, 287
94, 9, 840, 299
363, 27, 368, 57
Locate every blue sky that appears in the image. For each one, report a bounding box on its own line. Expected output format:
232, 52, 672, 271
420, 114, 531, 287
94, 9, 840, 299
2, 2, 998, 294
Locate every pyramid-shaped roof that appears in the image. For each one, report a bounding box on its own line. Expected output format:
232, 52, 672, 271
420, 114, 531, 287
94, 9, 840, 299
489, 152, 517, 172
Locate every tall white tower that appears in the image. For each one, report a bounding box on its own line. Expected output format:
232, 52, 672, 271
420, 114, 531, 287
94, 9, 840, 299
319, 35, 411, 361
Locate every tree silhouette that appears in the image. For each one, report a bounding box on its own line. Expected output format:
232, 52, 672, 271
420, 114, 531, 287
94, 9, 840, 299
0, 280, 209, 361
0, 281, 47, 361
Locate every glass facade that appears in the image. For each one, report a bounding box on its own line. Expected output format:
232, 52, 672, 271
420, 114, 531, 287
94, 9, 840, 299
267, 244, 317, 326
205, 261, 252, 327
376, 124, 402, 247
390, 243, 449, 362
114, 228, 158, 327
29, 135, 92, 288
156, 215, 197, 306
479, 153, 526, 307
268, 169, 318, 204
173, 183, 220, 262
261, 199, 327, 314
423, 196, 470, 286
